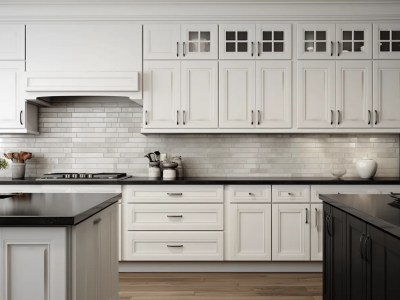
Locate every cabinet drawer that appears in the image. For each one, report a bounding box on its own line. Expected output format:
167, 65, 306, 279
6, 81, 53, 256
123, 185, 223, 203
123, 231, 223, 261
123, 203, 223, 230
227, 185, 271, 203
272, 185, 310, 203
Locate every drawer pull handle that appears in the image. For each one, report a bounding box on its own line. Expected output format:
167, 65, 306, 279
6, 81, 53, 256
167, 193, 183, 196
167, 244, 183, 248
315, 208, 319, 229
288, 192, 294, 196
167, 215, 183, 218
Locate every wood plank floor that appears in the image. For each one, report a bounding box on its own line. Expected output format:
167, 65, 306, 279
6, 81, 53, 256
119, 273, 322, 300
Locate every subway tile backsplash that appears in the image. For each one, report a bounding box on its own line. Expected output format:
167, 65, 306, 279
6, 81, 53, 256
0, 97, 399, 178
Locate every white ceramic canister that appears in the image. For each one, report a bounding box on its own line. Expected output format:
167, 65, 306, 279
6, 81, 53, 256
163, 169, 176, 180
356, 158, 378, 179
148, 166, 161, 178
11, 163, 26, 179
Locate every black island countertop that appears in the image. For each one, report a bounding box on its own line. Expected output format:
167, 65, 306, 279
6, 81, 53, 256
1, 176, 400, 185
0, 193, 121, 226
320, 194, 400, 239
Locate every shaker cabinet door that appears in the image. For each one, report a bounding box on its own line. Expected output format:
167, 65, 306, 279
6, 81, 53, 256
373, 23, 400, 59
336, 60, 372, 129
373, 60, 400, 128
296, 60, 336, 129
228, 203, 272, 261
297, 24, 336, 59
143, 24, 181, 60
256, 60, 292, 128
256, 24, 292, 59
0, 24, 25, 60
181, 24, 218, 60
311, 204, 323, 261
336, 23, 372, 60
143, 61, 180, 128
272, 204, 310, 261
219, 61, 256, 128
219, 24, 256, 59
181, 61, 218, 128
0, 61, 25, 129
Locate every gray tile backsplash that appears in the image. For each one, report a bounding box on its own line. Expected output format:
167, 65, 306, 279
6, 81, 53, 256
0, 97, 399, 178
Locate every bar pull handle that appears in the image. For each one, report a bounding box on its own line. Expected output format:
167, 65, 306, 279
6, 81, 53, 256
177, 42, 179, 57
360, 234, 365, 260
305, 208, 309, 224
145, 110, 148, 125
93, 218, 102, 225
315, 208, 319, 229
330, 110, 334, 125
167, 215, 183, 218
374, 110, 378, 125
167, 244, 183, 248
337, 41, 341, 56
183, 42, 186, 57
20, 110, 23, 125
251, 42, 254, 57
251, 110, 254, 125
331, 41, 334, 56
337, 110, 341, 125
183, 110, 186, 125
177, 110, 179, 126
257, 110, 261, 125
257, 41, 261, 56
368, 110, 371, 125
167, 192, 183, 196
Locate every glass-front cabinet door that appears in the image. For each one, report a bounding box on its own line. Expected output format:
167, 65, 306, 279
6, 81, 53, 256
219, 24, 256, 59
336, 24, 372, 59
373, 23, 400, 59
297, 24, 335, 59
181, 24, 218, 60
256, 24, 292, 59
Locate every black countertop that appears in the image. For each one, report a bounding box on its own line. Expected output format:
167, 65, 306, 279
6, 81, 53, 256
320, 194, 400, 239
0, 193, 121, 226
1, 177, 400, 185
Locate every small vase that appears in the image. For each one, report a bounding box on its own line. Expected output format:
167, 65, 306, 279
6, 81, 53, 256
11, 163, 26, 179
356, 158, 378, 179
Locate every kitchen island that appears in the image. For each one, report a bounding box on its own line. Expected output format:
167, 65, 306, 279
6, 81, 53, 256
0, 193, 120, 300
320, 194, 400, 300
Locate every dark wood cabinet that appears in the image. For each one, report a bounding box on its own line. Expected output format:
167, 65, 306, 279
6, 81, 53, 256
324, 203, 400, 300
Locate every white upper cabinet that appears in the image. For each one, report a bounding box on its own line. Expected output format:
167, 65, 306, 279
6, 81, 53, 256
181, 24, 218, 60
336, 60, 372, 128
144, 24, 181, 60
373, 60, 400, 128
181, 61, 218, 128
374, 23, 400, 59
256, 24, 292, 59
0, 61, 25, 129
219, 61, 256, 128
219, 24, 256, 59
143, 61, 180, 128
0, 24, 25, 60
256, 61, 292, 128
144, 24, 218, 60
297, 24, 336, 59
336, 24, 372, 59
219, 24, 292, 59
297, 60, 336, 128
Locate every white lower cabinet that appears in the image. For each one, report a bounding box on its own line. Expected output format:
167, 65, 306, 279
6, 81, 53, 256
228, 203, 271, 261
272, 203, 311, 261
311, 204, 323, 261
123, 231, 223, 261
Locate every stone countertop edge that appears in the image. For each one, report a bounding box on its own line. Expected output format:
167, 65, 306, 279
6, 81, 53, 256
320, 194, 400, 240
0, 177, 399, 185
0, 193, 121, 227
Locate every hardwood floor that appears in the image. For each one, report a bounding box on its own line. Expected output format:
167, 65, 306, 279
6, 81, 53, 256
119, 273, 322, 300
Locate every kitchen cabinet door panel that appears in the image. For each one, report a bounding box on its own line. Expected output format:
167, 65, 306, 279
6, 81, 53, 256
144, 24, 181, 60
143, 61, 180, 128
0, 61, 25, 129
336, 23, 372, 60
219, 61, 256, 128
228, 203, 271, 261
297, 24, 336, 59
373, 60, 400, 128
256, 24, 292, 59
311, 204, 323, 261
181, 61, 218, 128
373, 23, 400, 59
336, 60, 372, 128
219, 24, 256, 59
0, 24, 25, 60
181, 24, 218, 60
256, 61, 292, 128
272, 204, 310, 261
297, 61, 335, 129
